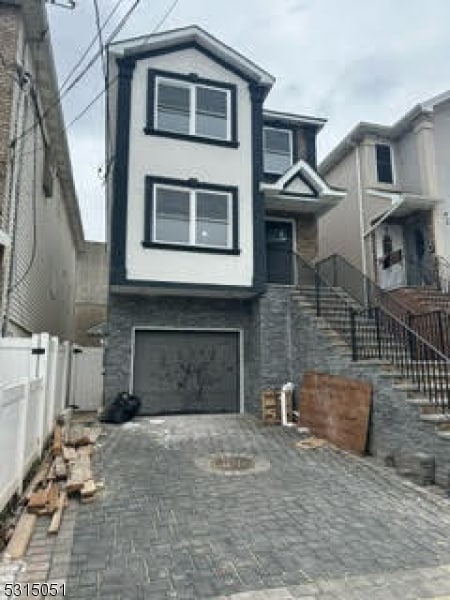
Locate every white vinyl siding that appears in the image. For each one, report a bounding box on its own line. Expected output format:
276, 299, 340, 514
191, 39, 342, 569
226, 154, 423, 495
155, 76, 231, 141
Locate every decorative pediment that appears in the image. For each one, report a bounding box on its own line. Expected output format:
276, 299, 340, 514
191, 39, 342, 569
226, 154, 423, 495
283, 175, 316, 197
260, 159, 346, 216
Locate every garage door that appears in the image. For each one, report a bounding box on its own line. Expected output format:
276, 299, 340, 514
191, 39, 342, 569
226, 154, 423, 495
133, 330, 240, 415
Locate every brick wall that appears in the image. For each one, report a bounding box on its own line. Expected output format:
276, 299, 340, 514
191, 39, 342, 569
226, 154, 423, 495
0, 6, 19, 228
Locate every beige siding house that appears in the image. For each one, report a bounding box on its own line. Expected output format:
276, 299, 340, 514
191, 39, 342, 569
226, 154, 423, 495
318, 92, 450, 291
74, 242, 107, 347
0, 0, 83, 338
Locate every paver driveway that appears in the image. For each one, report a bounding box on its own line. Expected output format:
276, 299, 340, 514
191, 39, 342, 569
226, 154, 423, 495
38, 416, 450, 598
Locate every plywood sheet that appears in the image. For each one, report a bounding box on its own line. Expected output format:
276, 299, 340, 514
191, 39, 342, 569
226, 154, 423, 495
299, 371, 372, 455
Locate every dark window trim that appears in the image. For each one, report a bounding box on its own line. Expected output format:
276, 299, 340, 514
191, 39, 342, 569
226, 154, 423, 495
262, 121, 298, 175
375, 143, 394, 184
143, 175, 240, 254
145, 68, 238, 147
263, 126, 294, 176
121, 40, 262, 85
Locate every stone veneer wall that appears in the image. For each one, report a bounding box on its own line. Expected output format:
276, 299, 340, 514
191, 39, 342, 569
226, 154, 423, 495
105, 293, 261, 414
257, 286, 450, 473
105, 286, 449, 477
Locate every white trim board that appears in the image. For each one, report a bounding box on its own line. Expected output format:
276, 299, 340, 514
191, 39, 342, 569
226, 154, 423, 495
130, 327, 245, 413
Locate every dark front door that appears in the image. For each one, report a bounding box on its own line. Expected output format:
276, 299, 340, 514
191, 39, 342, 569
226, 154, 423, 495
133, 330, 240, 415
265, 220, 294, 284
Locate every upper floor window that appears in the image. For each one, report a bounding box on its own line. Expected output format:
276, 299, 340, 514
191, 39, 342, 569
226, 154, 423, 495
144, 177, 239, 254
376, 143, 394, 184
263, 127, 293, 174
154, 76, 231, 142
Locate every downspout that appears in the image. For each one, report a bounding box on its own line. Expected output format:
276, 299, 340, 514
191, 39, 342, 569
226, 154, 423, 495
354, 143, 367, 277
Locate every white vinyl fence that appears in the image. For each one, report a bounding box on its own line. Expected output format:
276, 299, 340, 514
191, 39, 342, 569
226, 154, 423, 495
0, 333, 103, 513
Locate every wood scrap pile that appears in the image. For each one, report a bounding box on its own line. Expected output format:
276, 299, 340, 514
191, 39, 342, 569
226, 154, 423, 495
4, 421, 103, 560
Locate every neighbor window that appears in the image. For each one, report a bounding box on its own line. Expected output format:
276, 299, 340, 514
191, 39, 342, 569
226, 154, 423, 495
376, 143, 394, 184
155, 77, 231, 141
263, 127, 293, 174
153, 184, 232, 249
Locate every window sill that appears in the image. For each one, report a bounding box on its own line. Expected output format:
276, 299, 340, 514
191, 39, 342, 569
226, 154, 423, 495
142, 241, 241, 255
143, 127, 239, 148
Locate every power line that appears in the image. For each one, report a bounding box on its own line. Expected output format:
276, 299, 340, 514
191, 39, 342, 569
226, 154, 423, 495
12, 0, 140, 146
59, 0, 124, 94
93, 0, 107, 82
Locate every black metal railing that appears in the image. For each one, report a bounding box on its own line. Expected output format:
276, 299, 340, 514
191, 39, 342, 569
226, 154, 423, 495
295, 253, 449, 411
408, 311, 449, 357
315, 253, 449, 357
315, 253, 410, 318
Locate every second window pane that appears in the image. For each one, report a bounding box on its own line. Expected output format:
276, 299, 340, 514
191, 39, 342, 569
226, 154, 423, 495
196, 192, 229, 247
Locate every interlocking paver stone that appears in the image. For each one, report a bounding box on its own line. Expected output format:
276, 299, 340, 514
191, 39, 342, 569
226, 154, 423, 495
3, 415, 450, 599
62, 415, 450, 598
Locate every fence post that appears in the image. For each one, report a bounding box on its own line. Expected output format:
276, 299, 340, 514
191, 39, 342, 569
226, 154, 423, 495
350, 308, 358, 361
374, 307, 382, 359
315, 272, 321, 317
16, 380, 29, 494
47, 336, 59, 430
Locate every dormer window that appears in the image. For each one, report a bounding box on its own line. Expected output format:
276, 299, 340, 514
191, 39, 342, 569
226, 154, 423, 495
263, 127, 293, 174
376, 143, 394, 184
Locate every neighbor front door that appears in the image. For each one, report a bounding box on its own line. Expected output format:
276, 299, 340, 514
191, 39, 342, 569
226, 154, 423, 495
265, 220, 294, 284
375, 223, 406, 290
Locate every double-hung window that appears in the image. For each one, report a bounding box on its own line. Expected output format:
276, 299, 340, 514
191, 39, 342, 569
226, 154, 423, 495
153, 184, 233, 250
263, 127, 293, 174
375, 143, 394, 184
155, 76, 231, 141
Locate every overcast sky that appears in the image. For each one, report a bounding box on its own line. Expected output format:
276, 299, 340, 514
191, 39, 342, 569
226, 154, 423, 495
47, 0, 450, 241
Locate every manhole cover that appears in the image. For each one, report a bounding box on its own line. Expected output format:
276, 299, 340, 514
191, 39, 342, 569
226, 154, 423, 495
211, 454, 255, 472
195, 453, 270, 476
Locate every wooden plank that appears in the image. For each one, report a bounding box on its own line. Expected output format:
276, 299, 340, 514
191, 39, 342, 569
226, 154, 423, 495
27, 484, 50, 512
48, 492, 66, 535
52, 424, 63, 456
46, 483, 59, 513
299, 371, 372, 455
80, 479, 97, 497
53, 456, 67, 481
66, 455, 92, 493
77, 444, 93, 457
62, 445, 77, 462
4, 513, 37, 559
24, 459, 51, 501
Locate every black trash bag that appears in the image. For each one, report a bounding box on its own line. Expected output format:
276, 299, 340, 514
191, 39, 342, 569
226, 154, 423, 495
100, 392, 141, 424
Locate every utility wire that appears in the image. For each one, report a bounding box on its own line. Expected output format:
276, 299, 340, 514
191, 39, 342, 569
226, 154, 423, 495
59, 0, 123, 93
12, 0, 140, 146
93, 0, 107, 82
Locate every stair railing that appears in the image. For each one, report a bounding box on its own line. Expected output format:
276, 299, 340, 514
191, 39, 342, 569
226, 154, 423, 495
295, 252, 449, 411
316, 253, 449, 357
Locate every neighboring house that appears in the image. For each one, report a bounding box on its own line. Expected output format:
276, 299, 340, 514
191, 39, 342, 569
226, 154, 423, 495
0, 0, 83, 339
74, 242, 107, 347
105, 25, 344, 414
318, 92, 450, 292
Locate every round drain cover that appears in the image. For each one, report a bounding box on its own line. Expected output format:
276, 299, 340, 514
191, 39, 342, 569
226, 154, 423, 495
195, 453, 270, 476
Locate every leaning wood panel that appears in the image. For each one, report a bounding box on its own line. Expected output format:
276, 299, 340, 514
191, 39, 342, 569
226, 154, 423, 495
299, 371, 372, 455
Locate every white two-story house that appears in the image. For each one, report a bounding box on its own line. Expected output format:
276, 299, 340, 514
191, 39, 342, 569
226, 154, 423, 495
105, 26, 344, 415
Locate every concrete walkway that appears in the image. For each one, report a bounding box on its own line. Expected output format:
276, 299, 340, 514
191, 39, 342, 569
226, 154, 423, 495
5, 415, 450, 599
